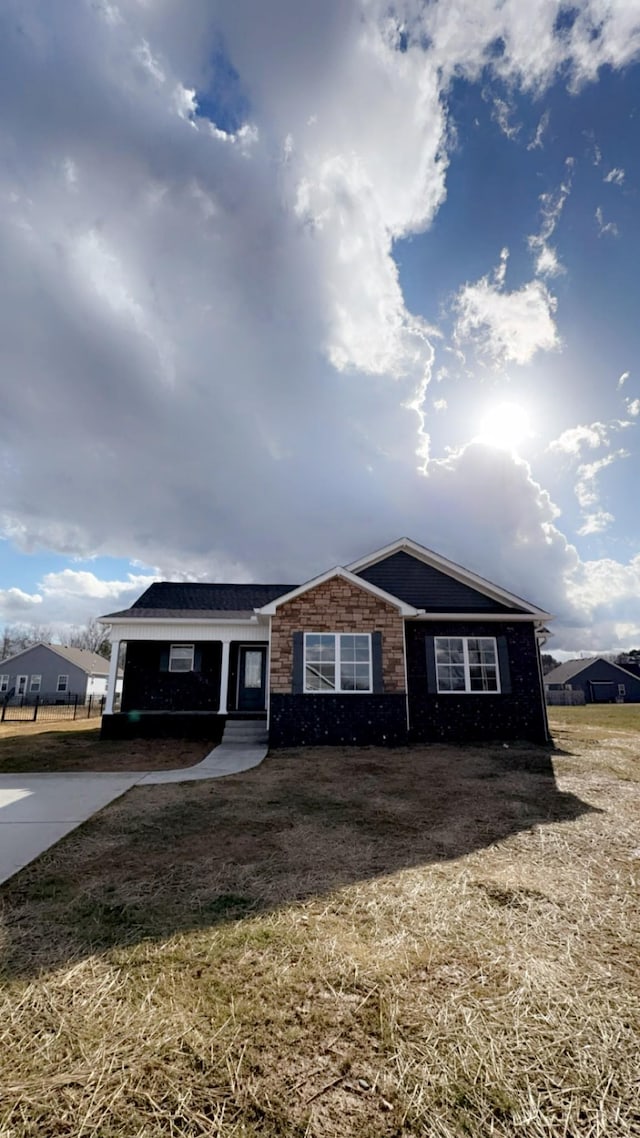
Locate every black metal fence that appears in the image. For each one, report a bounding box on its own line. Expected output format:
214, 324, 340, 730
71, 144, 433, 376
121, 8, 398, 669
0, 694, 116, 723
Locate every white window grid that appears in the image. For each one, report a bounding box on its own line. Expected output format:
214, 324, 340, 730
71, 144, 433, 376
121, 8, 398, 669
57, 675, 69, 692
0, 675, 9, 693
169, 644, 195, 672
30, 675, 42, 692
303, 633, 373, 694
435, 636, 501, 694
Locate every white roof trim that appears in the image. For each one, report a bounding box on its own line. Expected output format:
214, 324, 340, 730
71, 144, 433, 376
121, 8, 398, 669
346, 537, 551, 619
411, 612, 553, 623
256, 566, 419, 616
101, 615, 262, 626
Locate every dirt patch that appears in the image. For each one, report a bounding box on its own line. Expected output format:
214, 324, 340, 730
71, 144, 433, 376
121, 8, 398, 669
0, 723, 213, 773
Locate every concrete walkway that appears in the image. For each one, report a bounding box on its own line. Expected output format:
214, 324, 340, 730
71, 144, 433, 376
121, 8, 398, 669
0, 742, 267, 886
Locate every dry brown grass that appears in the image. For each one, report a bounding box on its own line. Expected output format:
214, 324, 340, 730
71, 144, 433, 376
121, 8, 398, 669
0, 724, 638, 1136
0, 723, 212, 773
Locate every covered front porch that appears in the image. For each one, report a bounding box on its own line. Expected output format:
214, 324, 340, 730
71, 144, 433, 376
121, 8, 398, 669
101, 620, 269, 738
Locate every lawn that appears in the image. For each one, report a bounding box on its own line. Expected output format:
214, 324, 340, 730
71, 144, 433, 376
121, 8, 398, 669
0, 719, 638, 1136
0, 721, 212, 772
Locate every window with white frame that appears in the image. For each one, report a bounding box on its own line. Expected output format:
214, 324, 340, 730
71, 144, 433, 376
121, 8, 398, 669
57, 674, 69, 692
0, 675, 8, 693
169, 644, 195, 672
304, 633, 372, 692
435, 637, 500, 693
30, 675, 42, 692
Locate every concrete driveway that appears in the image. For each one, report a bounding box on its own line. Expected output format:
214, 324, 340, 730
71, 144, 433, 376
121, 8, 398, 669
0, 743, 266, 886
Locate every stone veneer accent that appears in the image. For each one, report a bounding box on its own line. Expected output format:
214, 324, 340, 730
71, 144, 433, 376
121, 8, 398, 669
269, 576, 406, 694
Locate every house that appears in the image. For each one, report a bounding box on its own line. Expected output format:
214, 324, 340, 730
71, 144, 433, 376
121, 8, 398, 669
0, 643, 118, 704
99, 538, 552, 745
544, 657, 640, 703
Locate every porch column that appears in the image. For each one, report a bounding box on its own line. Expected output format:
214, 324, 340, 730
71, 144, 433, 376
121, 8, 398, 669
219, 640, 231, 714
105, 638, 120, 715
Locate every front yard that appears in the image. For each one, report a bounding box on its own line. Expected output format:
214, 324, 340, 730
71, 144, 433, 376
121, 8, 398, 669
0, 710, 638, 1135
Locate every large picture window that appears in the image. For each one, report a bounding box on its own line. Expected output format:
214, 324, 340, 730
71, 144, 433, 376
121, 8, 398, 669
435, 637, 500, 693
304, 633, 372, 693
169, 644, 195, 672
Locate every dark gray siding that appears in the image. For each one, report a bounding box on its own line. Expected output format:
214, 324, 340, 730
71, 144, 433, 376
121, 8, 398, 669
121, 641, 223, 712
269, 694, 407, 747
356, 551, 526, 612
405, 621, 548, 743
0, 645, 90, 700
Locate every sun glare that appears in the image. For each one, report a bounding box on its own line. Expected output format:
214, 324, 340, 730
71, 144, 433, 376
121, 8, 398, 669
476, 402, 532, 452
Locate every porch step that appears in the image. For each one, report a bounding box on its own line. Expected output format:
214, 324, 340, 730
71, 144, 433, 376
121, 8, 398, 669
221, 718, 268, 746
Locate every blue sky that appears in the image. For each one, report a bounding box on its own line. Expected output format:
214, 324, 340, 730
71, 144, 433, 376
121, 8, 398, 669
1, 0, 640, 654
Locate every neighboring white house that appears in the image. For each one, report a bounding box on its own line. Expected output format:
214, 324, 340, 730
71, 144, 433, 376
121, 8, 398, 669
0, 643, 123, 703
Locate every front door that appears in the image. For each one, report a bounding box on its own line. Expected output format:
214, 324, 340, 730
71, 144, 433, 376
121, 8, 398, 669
237, 647, 267, 711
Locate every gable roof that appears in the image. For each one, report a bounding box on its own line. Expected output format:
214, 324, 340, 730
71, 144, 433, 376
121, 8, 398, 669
101, 582, 295, 621
256, 566, 419, 616
0, 643, 110, 674
544, 656, 640, 685
347, 537, 551, 618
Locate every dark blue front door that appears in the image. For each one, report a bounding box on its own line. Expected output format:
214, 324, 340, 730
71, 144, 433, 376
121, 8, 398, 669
237, 646, 267, 711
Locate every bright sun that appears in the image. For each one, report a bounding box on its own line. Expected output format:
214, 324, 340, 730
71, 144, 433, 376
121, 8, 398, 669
476, 402, 532, 452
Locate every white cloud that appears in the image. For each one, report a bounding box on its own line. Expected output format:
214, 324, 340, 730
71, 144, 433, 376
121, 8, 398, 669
604, 166, 625, 185
618, 370, 630, 387
527, 108, 550, 150
548, 422, 610, 456
528, 157, 573, 277
433, 398, 447, 411
454, 274, 559, 366
575, 451, 628, 535
626, 398, 640, 417
595, 205, 619, 237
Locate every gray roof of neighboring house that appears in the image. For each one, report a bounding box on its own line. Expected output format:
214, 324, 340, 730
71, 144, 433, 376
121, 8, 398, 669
0, 643, 110, 675
101, 582, 296, 621
544, 656, 638, 685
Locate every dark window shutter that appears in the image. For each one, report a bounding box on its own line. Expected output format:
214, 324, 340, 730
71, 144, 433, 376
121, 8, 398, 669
159, 648, 169, 672
371, 631, 384, 693
194, 647, 202, 672
292, 632, 304, 694
497, 637, 512, 694
425, 636, 437, 693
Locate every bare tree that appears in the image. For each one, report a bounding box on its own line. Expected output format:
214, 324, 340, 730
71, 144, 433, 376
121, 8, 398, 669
0, 623, 54, 659
66, 618, 110, 658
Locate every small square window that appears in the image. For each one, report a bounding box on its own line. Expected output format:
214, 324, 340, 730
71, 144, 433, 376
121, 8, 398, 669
169, 644, 195, 672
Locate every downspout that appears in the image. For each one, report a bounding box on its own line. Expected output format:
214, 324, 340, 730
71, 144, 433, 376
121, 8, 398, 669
534, 622, 551, 744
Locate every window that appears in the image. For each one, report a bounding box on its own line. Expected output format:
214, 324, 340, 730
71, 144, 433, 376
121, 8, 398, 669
244, 651, 263, 689
169, 644, 195, 672
304, 633, 372, 693
435, 637, 500, 693
30, 675, 42, 692
57, 675, 69, 692
0, 675, 8, 693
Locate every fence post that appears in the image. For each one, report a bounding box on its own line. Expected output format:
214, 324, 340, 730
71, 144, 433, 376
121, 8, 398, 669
73, 694, 78, 720
33, 696, 39, 722
1, 701, 5, 723
87, 694, 92, 720
100, 695, 105, 717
